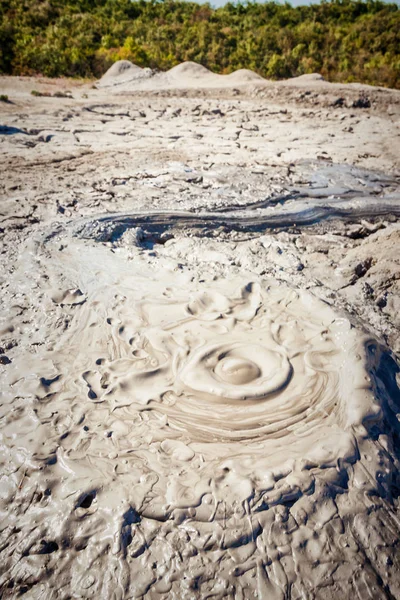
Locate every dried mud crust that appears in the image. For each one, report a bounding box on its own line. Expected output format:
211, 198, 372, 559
0, 76, 399, 600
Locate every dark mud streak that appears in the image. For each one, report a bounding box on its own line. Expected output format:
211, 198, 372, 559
75, 202, 400, 243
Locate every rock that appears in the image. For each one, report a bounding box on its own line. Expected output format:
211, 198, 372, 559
376, 293, 388, 309
332, 97, 345, 107
354, 258, 373, 278
352, 96, 371, 109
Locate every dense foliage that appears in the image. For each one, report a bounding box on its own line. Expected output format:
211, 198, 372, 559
1, 0, 399, 88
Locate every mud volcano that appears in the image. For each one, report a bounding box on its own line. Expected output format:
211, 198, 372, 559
1, 199, 400, 599
1, 72, 400, 599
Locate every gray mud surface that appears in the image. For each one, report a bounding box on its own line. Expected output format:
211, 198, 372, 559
0, 73, 400, 599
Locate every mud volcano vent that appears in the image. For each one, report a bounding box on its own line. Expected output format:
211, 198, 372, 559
1, 214, 399, 599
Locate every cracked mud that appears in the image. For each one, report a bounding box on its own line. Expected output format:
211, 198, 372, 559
0, 68, 400, 599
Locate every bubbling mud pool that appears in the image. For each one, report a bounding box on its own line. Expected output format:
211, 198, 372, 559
1, 211, 400, 600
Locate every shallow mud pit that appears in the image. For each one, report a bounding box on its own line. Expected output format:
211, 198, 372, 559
1, 75, 400, 599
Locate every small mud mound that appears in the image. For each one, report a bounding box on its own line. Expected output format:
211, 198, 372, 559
284, 72, 325, 85
167, 63, 265, 87
98, 60, 153, 88
226, 68, 265, 83
167, 61, 214, 80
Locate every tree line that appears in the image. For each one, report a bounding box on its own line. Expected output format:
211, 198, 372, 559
1, 0, 399, 88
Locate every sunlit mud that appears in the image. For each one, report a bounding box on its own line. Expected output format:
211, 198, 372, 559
1, 70, 400, 598
1, 210, 399, 599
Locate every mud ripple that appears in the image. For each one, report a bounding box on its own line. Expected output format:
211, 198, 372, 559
1, 215, 399, 599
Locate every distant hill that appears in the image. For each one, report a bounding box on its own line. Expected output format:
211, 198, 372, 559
0, 0, 399, 88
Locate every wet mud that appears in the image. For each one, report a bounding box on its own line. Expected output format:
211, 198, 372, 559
1, 75, 400, 599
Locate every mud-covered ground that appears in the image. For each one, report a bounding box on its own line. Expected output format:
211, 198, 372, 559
0, 72, 400, 599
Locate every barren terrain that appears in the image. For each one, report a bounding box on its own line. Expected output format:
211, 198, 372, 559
0, 65, 400, 599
